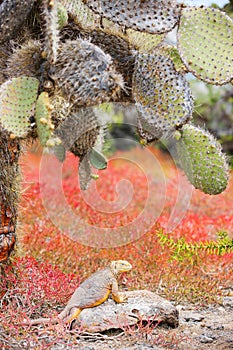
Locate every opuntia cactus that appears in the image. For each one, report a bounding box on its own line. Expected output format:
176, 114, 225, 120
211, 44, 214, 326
83, 0, 182, 34
126, 29, 165, 52
178, 6, 233, 85
5, 40, 43, 79
64, 0, 97, 31
0, 77, 39, 138
175, 124, 229, 195
42, 0, 60, 64
51, 38, 124, 106
57, 3, 68, 30
132, 47, 193, 136
35, 92, 55, 146
0, 0, 232, 261
78, 153, 92, 191
90, 148, 108, 170
0, 0, 36, 44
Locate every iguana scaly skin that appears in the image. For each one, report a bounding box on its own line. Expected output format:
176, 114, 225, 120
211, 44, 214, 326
23, 260, 132, 326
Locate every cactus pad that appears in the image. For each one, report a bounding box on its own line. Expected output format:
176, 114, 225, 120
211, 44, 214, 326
0, 0, 35, 43
137, 116, 160, 143
90, 148, 107, 170
57, 3, 68, 30
176, 124, 229, 195
6, 40, 42, 79
79, 154, 92, 190
35, 92, 55, 146
53, 39, 124, 107
55, 106, 103, 188
133, 51, 193, 135
63, 0, 97, 31
55, 107, 101, 157
126, 29, 165, 52
159, 44, 187, 73
178, 7, 233, 85
83, 0, 181, 34
42, 0, 59, 64
52, 143, 66, 162
86, 32, 134, 98
0, 44, 10, 85
0, 77, 39, 137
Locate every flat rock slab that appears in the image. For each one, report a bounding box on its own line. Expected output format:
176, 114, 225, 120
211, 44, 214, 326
73, 290, 179, 333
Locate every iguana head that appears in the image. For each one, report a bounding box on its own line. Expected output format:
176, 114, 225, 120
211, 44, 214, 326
110, 260, 132, 276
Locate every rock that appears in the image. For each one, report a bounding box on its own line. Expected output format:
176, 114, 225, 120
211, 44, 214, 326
199, 335, 214, 343
206, 323, 224, 330
121, 346, 158, 350
73, 290, 179, 333
176, 304, 185, 312
222, 297, 233, 308
182, 312, 205, 322
217, 306, 226, 313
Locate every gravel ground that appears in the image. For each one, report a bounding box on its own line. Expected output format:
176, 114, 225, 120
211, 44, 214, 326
1, 296, 232, 350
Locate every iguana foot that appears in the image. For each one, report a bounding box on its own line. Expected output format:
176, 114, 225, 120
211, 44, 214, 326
112, 292, 128, 303
119, 293, 128, 303
66, 308, 82, 323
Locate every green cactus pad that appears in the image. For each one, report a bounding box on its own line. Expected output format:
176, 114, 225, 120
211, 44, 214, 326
57, 3, 68, 29
178, 7, 233, 85
79, 154, 92, 190
53, 39, 124, 107
83, 0, 181, 34
101, 18, 129, 41
99, 18, 164, 52
90, 148, 107, 170
133, 51, 193, 135
126, 29, 165, 52
160, 44, 187, 73
0, 76, 39, 137
176, 124, 229, 195
35, 92, 55, 146
63, 0, 97, 31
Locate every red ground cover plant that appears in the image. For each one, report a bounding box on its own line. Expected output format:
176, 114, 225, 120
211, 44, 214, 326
1, 145, 233, 347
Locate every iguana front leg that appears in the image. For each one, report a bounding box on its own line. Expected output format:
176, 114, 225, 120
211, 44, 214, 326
111, 279, 128, 303
65, 308, 82, 323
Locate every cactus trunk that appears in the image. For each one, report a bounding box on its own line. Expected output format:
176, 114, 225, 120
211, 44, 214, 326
0, 130, 20, 262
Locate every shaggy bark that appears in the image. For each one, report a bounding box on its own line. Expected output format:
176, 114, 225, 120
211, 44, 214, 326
0, 130, 20, 262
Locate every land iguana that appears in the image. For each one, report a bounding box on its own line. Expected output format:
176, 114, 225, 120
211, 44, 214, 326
22, 260, 132, 326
